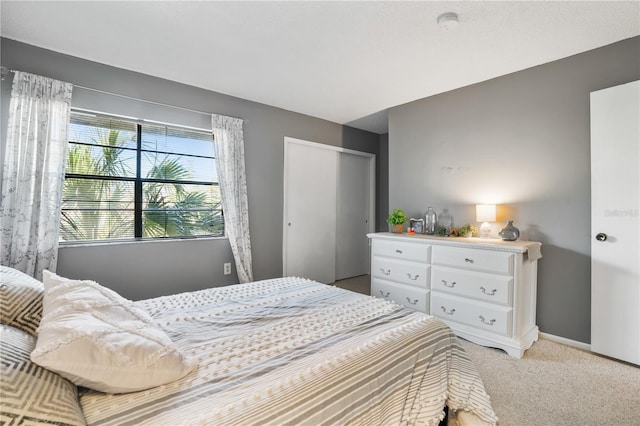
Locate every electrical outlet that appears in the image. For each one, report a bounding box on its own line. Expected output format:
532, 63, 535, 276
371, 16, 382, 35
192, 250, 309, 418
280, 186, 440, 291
223, 263, 231, 275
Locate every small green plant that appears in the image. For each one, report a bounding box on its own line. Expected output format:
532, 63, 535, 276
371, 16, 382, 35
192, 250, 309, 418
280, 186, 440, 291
454, 223, 476, 237
387, 208, 408, 225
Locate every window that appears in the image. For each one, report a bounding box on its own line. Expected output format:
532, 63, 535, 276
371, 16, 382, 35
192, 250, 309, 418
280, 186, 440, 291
60, 111, 223, 242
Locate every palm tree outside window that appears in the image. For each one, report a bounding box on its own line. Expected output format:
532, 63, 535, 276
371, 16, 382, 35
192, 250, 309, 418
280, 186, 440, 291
60, 111, 223, 242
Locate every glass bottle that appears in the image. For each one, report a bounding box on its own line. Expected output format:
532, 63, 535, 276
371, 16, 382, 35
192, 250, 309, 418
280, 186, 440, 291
425, 207, 437, 235
439, 208, 452, 236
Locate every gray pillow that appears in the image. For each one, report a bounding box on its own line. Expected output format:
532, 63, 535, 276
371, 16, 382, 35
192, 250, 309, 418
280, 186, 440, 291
0, 324, 86, 425
0, 266, 44, 335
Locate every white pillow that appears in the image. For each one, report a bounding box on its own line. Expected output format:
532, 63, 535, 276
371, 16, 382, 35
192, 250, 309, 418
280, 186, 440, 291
31, 271, 195, 393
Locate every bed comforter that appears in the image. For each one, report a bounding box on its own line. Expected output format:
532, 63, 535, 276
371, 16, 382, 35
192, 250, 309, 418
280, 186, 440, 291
79, 277, 497, 425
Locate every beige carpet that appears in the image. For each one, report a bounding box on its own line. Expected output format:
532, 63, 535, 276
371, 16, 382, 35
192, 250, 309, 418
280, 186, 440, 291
459, 338, 640, 426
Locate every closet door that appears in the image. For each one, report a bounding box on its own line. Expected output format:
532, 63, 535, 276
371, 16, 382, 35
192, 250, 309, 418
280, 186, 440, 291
283, 141, 337, 284
336, 152, 371, 280
283, 138, 374, 284
590, 80, 640, 365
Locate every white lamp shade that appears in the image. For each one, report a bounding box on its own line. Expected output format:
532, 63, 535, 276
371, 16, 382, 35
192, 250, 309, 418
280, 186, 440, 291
476, 204, 496, 223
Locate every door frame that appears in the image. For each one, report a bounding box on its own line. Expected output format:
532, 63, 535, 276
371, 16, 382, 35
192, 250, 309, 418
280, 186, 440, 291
283, 137, 376, 279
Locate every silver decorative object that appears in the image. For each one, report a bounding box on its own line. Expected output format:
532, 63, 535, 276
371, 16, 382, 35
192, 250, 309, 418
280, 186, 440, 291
499, 221, 520, 241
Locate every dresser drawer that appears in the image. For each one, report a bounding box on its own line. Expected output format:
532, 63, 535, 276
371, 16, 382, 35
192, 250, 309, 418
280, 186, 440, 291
372, 256, 429, 288
431, 293, 512, 336
372, 239, 430, 263
432, 266, 513, 306
371, 279, 429, 313
432, 245, 513, 275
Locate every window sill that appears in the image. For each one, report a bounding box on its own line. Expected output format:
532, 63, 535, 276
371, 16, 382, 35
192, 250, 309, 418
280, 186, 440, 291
58, 235, 228, 249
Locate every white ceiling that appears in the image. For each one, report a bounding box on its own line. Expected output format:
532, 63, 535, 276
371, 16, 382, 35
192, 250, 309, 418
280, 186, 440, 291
2, 1, 639, 134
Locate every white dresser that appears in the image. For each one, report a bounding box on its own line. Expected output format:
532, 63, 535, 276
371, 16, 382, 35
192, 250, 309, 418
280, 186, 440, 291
368, 232, 542, 358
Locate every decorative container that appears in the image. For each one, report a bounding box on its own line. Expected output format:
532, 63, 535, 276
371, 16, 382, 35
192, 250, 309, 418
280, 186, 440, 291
425, 207, 437, 235
499, 221, 520, 241
392, 223, 404, 233
439, 209, 452, 236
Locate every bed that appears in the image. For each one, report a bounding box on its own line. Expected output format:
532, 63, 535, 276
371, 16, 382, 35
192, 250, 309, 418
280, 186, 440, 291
0, 266, 498, 426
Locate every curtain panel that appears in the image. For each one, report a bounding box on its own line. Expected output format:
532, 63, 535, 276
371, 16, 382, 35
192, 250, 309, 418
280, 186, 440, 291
212, 114, 254, 283
0, 71, 73, 280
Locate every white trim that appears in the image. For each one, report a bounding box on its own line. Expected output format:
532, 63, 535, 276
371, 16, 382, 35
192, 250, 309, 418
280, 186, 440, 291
284, 136, 376, 158
539, 332, 591, 352
59, 235, 228, 249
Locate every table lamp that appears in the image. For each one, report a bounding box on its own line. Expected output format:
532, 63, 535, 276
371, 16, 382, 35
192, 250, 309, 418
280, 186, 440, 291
476, 204, 496, 239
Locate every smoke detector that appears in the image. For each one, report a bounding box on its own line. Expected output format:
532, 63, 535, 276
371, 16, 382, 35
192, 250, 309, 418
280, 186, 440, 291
437, 12, 459, 30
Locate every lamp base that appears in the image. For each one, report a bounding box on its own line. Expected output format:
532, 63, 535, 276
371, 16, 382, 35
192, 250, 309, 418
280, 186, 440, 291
480, 222, 492, 238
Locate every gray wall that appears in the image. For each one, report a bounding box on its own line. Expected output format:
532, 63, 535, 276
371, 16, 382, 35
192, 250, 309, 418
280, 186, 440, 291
0, 38, 381, 300
376, 133, 389, 231
388, 36, 640, 344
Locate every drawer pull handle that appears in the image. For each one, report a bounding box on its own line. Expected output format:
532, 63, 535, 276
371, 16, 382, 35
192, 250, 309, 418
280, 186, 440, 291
464, 258, 474, 264
407, 273, 420, 280
480, 286, 497, 296
406, 297, 418, 305
395, 249, 403, 254
442, 280, 456, 288
440, 306, 456, 315
479, 315, 496, 326
379, 290, 390, 297
380, 268, 391, 275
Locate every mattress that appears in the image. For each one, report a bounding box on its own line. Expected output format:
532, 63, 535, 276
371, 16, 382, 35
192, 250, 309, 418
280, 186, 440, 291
79, 277, 497, 425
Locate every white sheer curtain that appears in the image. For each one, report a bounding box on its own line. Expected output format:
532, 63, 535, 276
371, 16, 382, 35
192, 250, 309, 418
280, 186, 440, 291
0, 71, 73, 280
212, 114, 254, 283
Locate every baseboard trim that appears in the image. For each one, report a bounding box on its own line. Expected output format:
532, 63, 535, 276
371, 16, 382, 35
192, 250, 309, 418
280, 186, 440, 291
539, 332, 591, 352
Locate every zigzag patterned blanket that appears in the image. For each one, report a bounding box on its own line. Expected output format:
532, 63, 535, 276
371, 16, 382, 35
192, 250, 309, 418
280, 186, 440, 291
79, 277, 498, 425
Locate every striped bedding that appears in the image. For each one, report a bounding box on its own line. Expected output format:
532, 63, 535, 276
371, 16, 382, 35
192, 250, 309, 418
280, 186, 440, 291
79, 277, 498, 426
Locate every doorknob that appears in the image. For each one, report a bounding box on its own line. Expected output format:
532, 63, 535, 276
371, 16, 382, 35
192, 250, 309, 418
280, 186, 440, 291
595, 233, 607, 241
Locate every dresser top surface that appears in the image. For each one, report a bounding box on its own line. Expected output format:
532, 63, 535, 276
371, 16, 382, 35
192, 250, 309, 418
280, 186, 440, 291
368, 232, 542, 257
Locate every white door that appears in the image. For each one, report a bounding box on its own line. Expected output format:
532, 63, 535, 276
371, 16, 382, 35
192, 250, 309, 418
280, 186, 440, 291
283, 138, 375, 284
336, 152, 372, 280
590, 80, 640, 365
283, 141, 337, 284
